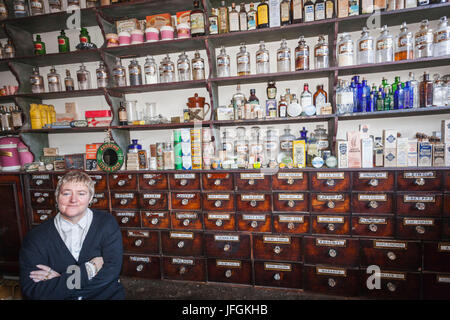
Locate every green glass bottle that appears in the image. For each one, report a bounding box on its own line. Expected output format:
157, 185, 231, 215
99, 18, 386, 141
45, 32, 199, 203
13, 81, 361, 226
376, 87, 384, 111
381, 77, 389, 89
34, 34, 46, 55
391, 76, 401, 93
383, 87, 391, 111
79, 27, 91, 44
58, 30, 70, 53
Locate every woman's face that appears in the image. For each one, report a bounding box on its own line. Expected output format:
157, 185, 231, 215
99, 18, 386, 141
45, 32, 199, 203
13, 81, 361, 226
57, 182, 91, 223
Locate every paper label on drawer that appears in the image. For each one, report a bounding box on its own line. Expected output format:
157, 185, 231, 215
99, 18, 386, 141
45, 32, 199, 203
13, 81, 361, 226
240, 173, 265, 180
379, 271, 406, 280
216, 260, 241, 268
32, 175, 50, 180
207, 194, 230, 200
176, 213, 198, 219
374, 240, 407, 250
317, 216, 345, 223
358, 172, 388, 179
263, 236, 291, 244
207, 173, 229, 179
89, 175, 103, 180
34, 192, 49, 197
438, 243, 450, 252
129, 256, 150, 263
278, 194, 304, 200
316, 267, 347, 277
143, 174, 161, 179
242, 214, 266, 221
114, 193, 134, 199
172, 258, 194, 265
279, 215, 304, 223
116, 212, 136, 217
264, 263, 292, 271
403, 171, 436, 178
143, 193, 162, 199
317, 172, 345, 179
214, 235, 239, 242
176, 193, 196, 199
241, 194, 265, 201
317, 194, 344, 201
403, 218, 434, 226
208, 214, 231, 220
170, 232, 194, 239
174, 173, 196, 179
403, 195, 435, 202
437, 275, 450, 284
94, 193, 105, 198
358, 194, 387, 201
36, 209, 53, 214
127, 230, 149, 238
277, 172, 304, 179
316, 238, 346, 247
358, 217, 387, 224
144, 212, 165, 217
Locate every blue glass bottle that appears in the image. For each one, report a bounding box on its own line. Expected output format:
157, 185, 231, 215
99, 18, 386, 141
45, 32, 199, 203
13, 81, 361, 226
350, 80, 359, 113
358, 80, 370, 112
128, 139, 142, 153
298, 126, 308, 160
403, 81, 412, 109
367, 85, 377, 112
394, 83, 405, 109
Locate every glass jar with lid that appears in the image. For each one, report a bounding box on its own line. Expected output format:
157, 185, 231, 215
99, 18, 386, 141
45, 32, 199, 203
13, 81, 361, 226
277, 39, 291, 72
76, 63, 91, 90
278, 126, 295, 167
191, 50, 205, 80
216, 46, 231, 77
144, 56, 158, 84
434, 16, 450, 57
47, 66, 62, 92
30, 67, 45, 93
357, 27, 375, 65
249, 126, 264, 167
236, 43, 251, 76
314, 35, 329, 69
159, 54, 175, 83
255, 41, 270, 74
128, 59, 143, 86
113, 58, 127, 87
295, 36, 310, 71
30, 0, 44, 15
13, 0, 28, 17
395, 22, 413, 61
415, 19, 433, 58
177, 52, 191, 82
264, 126, 278, 168
376, 25, 394, 63
96, 61, 108, 88
235, 126, 248, 168
337, 33, 354, 67
314, 125, 329, 153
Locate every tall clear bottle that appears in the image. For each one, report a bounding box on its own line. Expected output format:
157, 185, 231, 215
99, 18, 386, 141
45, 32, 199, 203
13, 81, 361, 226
432, 74, 445, 106
314, 35, 329, 69
433, 16, 450, 57
217, 46, 231, 77
192, 50, 205, 80
255, 41, 270, 74
113, 58, 127, 87
408, 72, 419, 108
279, 126, 296, 167
376, 25, 394, 63
295, 36, 309, 71
239, 3, 248, 31
357, 27, 375, 65
13, 0, 28, 17
159, 54, 175, 83
235, 127, 248, 168
76, 63, 91, 90
277, 39, 291, 72
64, 69, 74, 91
232, 84, 246, 120
30, 0, 44, 15
30, 67, 45, 93
47, 66, 62, 92
415, 19, 434, 58
395, 22, 413, 61
96, 61, 108, 88
128, 59, 143, 86
236, 43, 251, 76
144, 56, 158, 84
177, 52, 191, 82
264, 126, 278, 168
229, 2, 240, 32
337, 33, 354, 66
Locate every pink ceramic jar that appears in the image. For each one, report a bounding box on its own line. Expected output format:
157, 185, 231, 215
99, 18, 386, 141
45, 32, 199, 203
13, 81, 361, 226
160, 26, 174, 41
118, 31, 131, 46
145, 27, 159, 42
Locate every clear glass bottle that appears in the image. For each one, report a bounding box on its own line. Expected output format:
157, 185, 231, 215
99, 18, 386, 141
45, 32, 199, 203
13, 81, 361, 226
76, 63, 91, 90
337, 33, 354, 66
96, 61, 108, 88
249, 126, 264, 167
415, 19, 434, 58
47, 66, 61, 92
295, 36, 309, 71
128, 59, 143, 86
217, 46, 231, 77
30, 67, 45, 93
255, 41, 270, 74
218, 0, 229, 34
191, 50, 205, 80
279, 126, 296, 166
159, 54, 175, 83
264, 126, 278, 168
0, 0, 8, 20
13, 0, 28, 17
278, 95, 288, 118
232, 84, 246, 120
64, 69, 74, 91
235, 126, 248, 169
239, 3, 248, 31
434, 16, 450, 57
144, 56, 158, 84
113, 58, 127, 87
229, 2, 240, 32
4, 39, 15, 58
300, 83, 313, 108
314, 35, 329, 69
30, 0, 44, 15
222, 129, 235, 164
277, 39, 291, 72
408, 72, 419, 108
236, 42, 251, 76
177, 52, 191, 82
48, 0, 62, 13
395, 22, 413, 61
247, 2, 257, 30
433, 74, 445, 106
357, 27, 375, 65
376, 25, 394, 63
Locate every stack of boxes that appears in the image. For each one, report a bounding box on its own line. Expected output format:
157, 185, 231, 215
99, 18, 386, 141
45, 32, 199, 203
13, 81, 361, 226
443, 120, 450, 166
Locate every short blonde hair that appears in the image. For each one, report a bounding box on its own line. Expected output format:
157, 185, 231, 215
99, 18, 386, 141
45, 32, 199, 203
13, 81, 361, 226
55, 171, 95, 202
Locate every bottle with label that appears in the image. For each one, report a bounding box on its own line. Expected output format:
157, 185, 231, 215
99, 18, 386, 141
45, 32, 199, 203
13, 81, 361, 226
30, 67, 45, 93
376, 25, 394, 63
144, 56, 158, 84
337, 32, 354, 66
291, 0, 303, 23
264, 126, 278, 168
267, 81, 277, 99
96, 61, 108, 88
209, 8, 219, 35
163, 142, 175, 170
76, 63, 91, 90
47, 66, 62, 92
118, 102, 128, 126
313, 84, 327, 113
419, 72, 433, 107
58, 30, 70, 53
236, 43, 251, 76
277, 39, 291, 72
403, 81, 413, 108
304, 0, 314, 22
432, 74, 445, 106
4, 39, 15, 58
247, 2, 257, 30
79, 28, 91, 44
408, 72, 419, 108
34, 35, 46, 55
13, 0, 28, 17
315, 0, 325, 20
177, 52, 191, 82
235, 127, 248, 168
349, 0, 359, 15
159, 54, 175, 83
249, 126, 264, 167
300, 83, 313, 108
113, 58, 127, 87
11, 106, 22, 130
190, 0, 206, 37
218, 1, 229, 34
192, 50, 205, 80
387, 0, 396, 11
314, 35, 329, 69
433, 16, 450, 57
248, 89, 261, 119
255, 41, 270, 74
232, 84, 246, 120
277, 95, 287, 118
49, 0, 62, 12
395, 22, 413, 61
362, 0, 374, 14
374, 0, 387, 10
394, 82, 405, 109
229, 2, 240, 32
325, 0, 334, 19
395, 0, 404, 10
1, 106, 11, 131
414, 20, 433, 59
280, 0, 291, 25
404, 0, 416, 7
217, 46, 231, 77
295, 36, 309, 71
357, 27, 375, 65
64, 69, 74, 91
30, 0, 44, 15
239, 3, 248, 31
257, 0, 269, 28
337, 0, 348, 17
0, 0, 7, 20
279, 126, 295, 166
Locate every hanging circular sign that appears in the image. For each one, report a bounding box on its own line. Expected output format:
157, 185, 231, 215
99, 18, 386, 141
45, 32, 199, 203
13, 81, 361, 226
96, 142, 124, 172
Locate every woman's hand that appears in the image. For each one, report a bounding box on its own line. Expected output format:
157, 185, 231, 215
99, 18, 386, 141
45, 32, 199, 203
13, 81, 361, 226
90, 257, 104, 274
29, 264, 61, 283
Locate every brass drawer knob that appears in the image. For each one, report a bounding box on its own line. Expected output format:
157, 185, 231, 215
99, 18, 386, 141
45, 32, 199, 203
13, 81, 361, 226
134, 239, 142, 247
35, 179, 43, 186
369, 223, 378, 232
327, 201, 335, 209
274, 273, 281, 281
248, 179, 255, 185
368, 201, 379, 209
183, 219, 190, 226
387, 251, 397, 261
179, 266, 187, 275
250, 221, 258, 228
415, 226, 426, 234
180, 179, 188, 186
121, 217, 129, 224
250, 200, 257, 207
225, 270, 232, 278
368, 179, 379, 187
36, 197, 45, 203
274, 246, 282, 254
223, 244, 231, 252
177, 241, 185, 248
118, 180, 126, 186
39, 214, 48, 221
328, 248, 337, 258
214, 179, 222, 186
415, 202, 425, 211
328, 278, 336, 288
326, 179, 335, 187
287, 178, 294, 185
151, 218, 159, 225
414, 178, 425, 186
181, 199, 189, 206
149, 199, 157, 206
147, 179, 156, 185
327, 223, 336, 232
215, 219, 223, 227
287, 200, 295, 208
214, 200, 222, 208
387, 282, 396, 292
287, 222, 295, 230
120, 199, 128, 205
136, 264, 143, 272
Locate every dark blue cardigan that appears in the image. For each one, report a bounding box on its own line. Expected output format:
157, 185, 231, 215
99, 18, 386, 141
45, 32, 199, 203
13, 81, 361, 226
19, 210, 125, 300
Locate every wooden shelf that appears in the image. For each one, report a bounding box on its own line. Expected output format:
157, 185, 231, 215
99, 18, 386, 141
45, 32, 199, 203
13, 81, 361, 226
338, 106, 450, 120
213, 115, 335, 127
20, 126, 110, 134
111, 121, 213, 131
17, 88, 105, 100
109, 80, 207, 94
13, 49, 102, 68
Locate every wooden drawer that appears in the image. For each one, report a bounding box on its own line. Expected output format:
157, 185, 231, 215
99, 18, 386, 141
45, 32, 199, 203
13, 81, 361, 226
121, 229, 159, 254
303, 265, 359, 297
171, 192, 201, 210
90, 192, 109, 210
311, 193, 350, 213
352, 193, 393, 214
86, 173, 108, 190
237, 213, 272, 233
169, 173, 200, 190
202, 173, 233, 191
311, 171, 350, 192
352, 171, 394, 191
273, 192, 308, 212
423, 273, 450, 300
30, 191, 55, 208
160, 231, 203, 256
207, 258, 252, 285
304, 236, 359, 267
111, 191, 138, 210
29, 174, 53, 189
109, 173, 138, 190
162, 256, 206, 282
360, 239, 421, 271
423, 242, 450, 272
204, 212, 236, 231
310, 214, 350, 236
235, 172, 271, 191
445, 171, 450, 190
202, 192, 235, 212
113, 210, 141, 228
32, 208, 56, 224
170, 212, 203, 230
253, 234, 302, 262
139, 192, 168, 211
351, 216, 394, 238
397, 170, 442, 191
121, 255, 161, 279
272, 172, 308, 191
396, 217, 441, 240
141, 211, 170, 230
444, 219, 450, 239
139, 173, 168, 190
254, 261, 303, 289
396, 193, 443, 216
361, 269, 420, 299
273, 214, 310, 235
236, 193, 271, 212
204, 233, 251, 259
445, 194, 450, 217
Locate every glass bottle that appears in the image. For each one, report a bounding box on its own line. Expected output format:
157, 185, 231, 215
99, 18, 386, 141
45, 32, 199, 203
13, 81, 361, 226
376, 25, 394, 63
325, 0, 334, 19
280, 0, 291, 25
408, 72, 419, 108
79, 27, 91, 45
96, 61, 108, 88
11, 106, 23, 130
314, 35, 329, 69
255, 41, 270, 74
190, 0, 206, 37
0, 0, 8, 20
236, 43, 251, 76
113, 58, 127, 87
264, 127, 278, 168
235, 127, 248, 168
77, 63, 91, 90
217, 46, 231, 77
395, 22, 413, 61
434, 16, 450, 57
315, 0, 325, 20
48, 0, 62, 13
239, 3, 248, 31
277, 39, 291, 72
357, 27, 375, 65
267, 81, 277, 100
415, 19, 434, 58
279, 126, 296, 166
0, 43, 3, 59
304, 0, 315, 22
30, 0, 44, 15
67, 0, 80, 8
4, 39, 15, 58
144, 56, 158, 84
34, 35, 46, 55
209, 8, 219, 35
257, 0, 269, 29
159, 54, 175, 83
403, 81, 413, 109
349, 0, 359, 15
395, 0, 404, 10
291, 0, 303, 23
30, 67, 45, 93
218, 0, 229, 34
1, 106, 11, 131
232, 84, 246, 120
337, 33, 354, 66
376, 87, 385, 111
295, 36, 309, 71
47, 66, 62, 92
394, 83, 405, 109
13, 0, 28, 17
432, 74, 445, 106
177, 52, 191, 82
248, 89, 262, 119
229, 2, 240, 32
118, 102, 127, 126
278, 95, 288, 118
249, 126, 264, 167
419, 72, 433, 107
58, 30, 70, 53
191, 51, 205, 80
313, 84, 327, 113
300, 83, 313, 108
64, 69, 74, 91
247, 2, 257, 30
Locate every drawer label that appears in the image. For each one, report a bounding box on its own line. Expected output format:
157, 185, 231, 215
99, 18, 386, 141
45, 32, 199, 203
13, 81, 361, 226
170, 232, 194, 239
127, 230, 149, 238
438, 243, 450, 252
116, 212, 136, 217
317, 194, 344, 201
316, 267, 347, 277
214, 235, 239, 242
143, 174, 161, 179
358, 172, 388, 179
34, 192, 49, 197
175, 213, 198, 219
403, 218, 434, 226
316, 238, 346, 247
143, 193, 162, 199
403, 171, 436, 178
404, 195, 435, 202
176, 193, 196, 199
264, 263, 292, 272
241, 194, 265, 201
240, 173, 265, 180
374, 240, 407, 250
317, 172, 344, 179
207, 173, 229, 179
129, 256, 151, 263
36, 209, 53, 214
172, 258, 194, 265
32, 175, 50, 180
144, 212, 166, 217
279, 215, 304, 223
216, 260, 241, 268
208, 214, 231, 220
89, 175, 103, 180
359, 217, 387, 224
317, 216, 345, 223
114, 193, 134, 199
242, 214, 266, 221
277, 172, 303, 179
263, 236, 291, 244
207, 194, 231, 200
380, 271, 406, 280
358, 194, 387, 201
278, 193, 304, 201
174, 173, 196, 179
437, 275, 450, 284
94, 193, 105, 198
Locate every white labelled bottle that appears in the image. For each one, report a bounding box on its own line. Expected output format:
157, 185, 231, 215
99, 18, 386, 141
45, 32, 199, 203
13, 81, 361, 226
264, 126, 278, 167
113, 58, 127, 87
434, 16, 450, 57
76, 63, 91, 90
144, 56, 158, 84
314, 35, 329, 69
277, 39, 291, 72
415, 19, 434, 58
96, 61, 108, 88
160, 54, 175, 83
408, 72, 419, 108
236, 42, 251, 76
255, 41, 270, 74
217, 46, 231, 77
357, 27, 375, 65
30, 67, 45, 93
337, 33, 354, 66
376, 25, 394, 63
192, 50, 205, 80
433, 74, 445, 106
395, 22, 413, 61
177, 52, 191, 82
47, 66, 62, 92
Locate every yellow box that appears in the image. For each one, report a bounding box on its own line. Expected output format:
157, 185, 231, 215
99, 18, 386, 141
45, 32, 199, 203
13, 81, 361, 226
293, 140, 306, 168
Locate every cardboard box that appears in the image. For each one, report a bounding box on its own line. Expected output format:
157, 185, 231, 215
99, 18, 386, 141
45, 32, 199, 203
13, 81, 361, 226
359, 124, 370, 139
445, 144, 450, 166
115, 18, 140, 33
85, 143, 101, 171
396, 138, 409, 167
433, 143, 445, 167
293, 140, 306, 168
442, 120, 450, 143
361, 137, 373, 168
176, 11, 191, 25
383, 130, 398, 149
43, 147, 59, 156
65, 102, 77, 116
418, 141, 432, 167
384, 148, 397, 167
407, 139, 418, 167
269, 0, 281, 28
347, 131, 361, 168
146, 13, 172, 29
56, 113, 76, 122
336, 140, 348, 168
